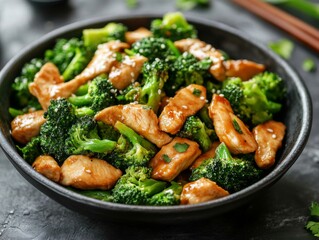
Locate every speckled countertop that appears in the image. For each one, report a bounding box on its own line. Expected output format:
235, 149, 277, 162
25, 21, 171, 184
0, 0, 318, 239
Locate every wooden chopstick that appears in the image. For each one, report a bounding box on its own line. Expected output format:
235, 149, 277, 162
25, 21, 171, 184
233, 0, 319, 53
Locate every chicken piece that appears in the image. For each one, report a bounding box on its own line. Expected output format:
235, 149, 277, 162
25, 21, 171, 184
253, 120, 286, 169
60, 155, 122, 190
29, 41, 129, 110
94, 104, 172, 148
32, 155, 61, 182
223, 60, 265, 81
125, 27, 152, 45
190, 141, 220, 170
159, 84, 206, 135
149, 137, 201, 182
209, 94, 257, 154
180, 177, 229, 205
108, 55, 147, 90
11, 110, 46, 144
175, 39, 265, 81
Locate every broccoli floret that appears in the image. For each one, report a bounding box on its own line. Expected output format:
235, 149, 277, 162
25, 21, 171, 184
165, 52, 211, 96
221, 72, 285, 125
10, 58, 44, 115
45, 38, 92, 81
131, 37, 180, 62
39, 99, 77, 163
65, 116, 116, 156
190, 142, 263, 193
140, 59, 169, 113
112, 166, 167, 205
68, 75, 117, 114
18, 136, 43, 164
147, 181, 183, 206
151, 12, 197, 41
178, 116, 213, 152
83, 22, 127, 49
109, 121, 157, 170
116, 82, 142, 104
97, 121, 120, 142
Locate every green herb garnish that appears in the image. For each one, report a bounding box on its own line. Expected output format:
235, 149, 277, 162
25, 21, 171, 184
162, 154, 171, 163
302, 59, 316, 72
268, 39, 294, 59
174, 143, 189, 153
232, 119, 243, 134
305, 201, 319, 237
192, 88, 202, 97
176, 0, 210, 11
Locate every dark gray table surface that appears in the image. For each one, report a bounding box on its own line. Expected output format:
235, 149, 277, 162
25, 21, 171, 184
0, 0, 318, 239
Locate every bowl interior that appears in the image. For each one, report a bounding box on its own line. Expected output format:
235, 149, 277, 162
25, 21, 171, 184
0, 15, 312, 222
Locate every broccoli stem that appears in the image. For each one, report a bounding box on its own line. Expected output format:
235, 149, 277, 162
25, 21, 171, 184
69, 95, 93, 107
114, 121, 157, 152
81, 139, 117, 153
75, 107, 95, 117
74, 83, 89, 96
166, 39, 181, 57
9, 108, 24, 118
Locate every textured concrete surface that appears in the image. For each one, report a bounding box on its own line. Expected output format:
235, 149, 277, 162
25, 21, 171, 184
0, 0, 318, 239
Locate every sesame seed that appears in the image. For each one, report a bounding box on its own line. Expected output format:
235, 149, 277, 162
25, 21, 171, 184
267, 128, 274, 133
272, 134, 277, 139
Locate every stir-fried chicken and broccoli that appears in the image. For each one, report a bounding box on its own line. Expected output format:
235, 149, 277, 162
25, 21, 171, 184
9, 12, 286, 206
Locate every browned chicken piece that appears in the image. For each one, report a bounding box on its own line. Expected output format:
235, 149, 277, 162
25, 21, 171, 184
60, 155, 122, 190
209, 94, 257, 154
190, 141, 220, 170
29, 41, 129, 110
11, 110, 46, 144
125, 27, 152, 45
32, 155, 61, 182
175, 39, 265, 81
223, 60, 265, 81
149, 137, 201, 182
253, 120, 286, 169
76, 41, 129, 83
159, 84, 206, 135
94, 104, 172, 148
180, 177, 229, 205
108, 55, 148, 90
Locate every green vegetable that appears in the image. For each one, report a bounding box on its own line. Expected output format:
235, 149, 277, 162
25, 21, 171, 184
174, 142, 190, 153
151, 12, 197, 41
268, 39, 294, 59
65, 116, 117, 156
45, 38, 92, 81
10, 58, 44, 116
126, 0, 138, 8
18, 136, 43, 164
39, 99, 77, 163
68, 75, 117, 114
221, 72, 285, 125
265, 0, 319, 20
305, 201, 319, 237
178, 116, 215, 152
83, 22, 127, 49
131, 37, 180, 62
165, 52, 211, 96
232, 119, 243, 134
109, 121, 157, 170
140, 59, 169, 113
176, 0, 210, 10
147, 181, 183, 206
112, 166, 167, 205
190, 142, 264, 192
162, 154, 171, 163
302, 58, 316, 72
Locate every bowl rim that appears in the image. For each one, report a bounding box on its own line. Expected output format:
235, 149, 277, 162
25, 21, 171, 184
0, 13, 313, 215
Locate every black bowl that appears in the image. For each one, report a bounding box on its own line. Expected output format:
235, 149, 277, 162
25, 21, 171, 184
0, 14, 312, 223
